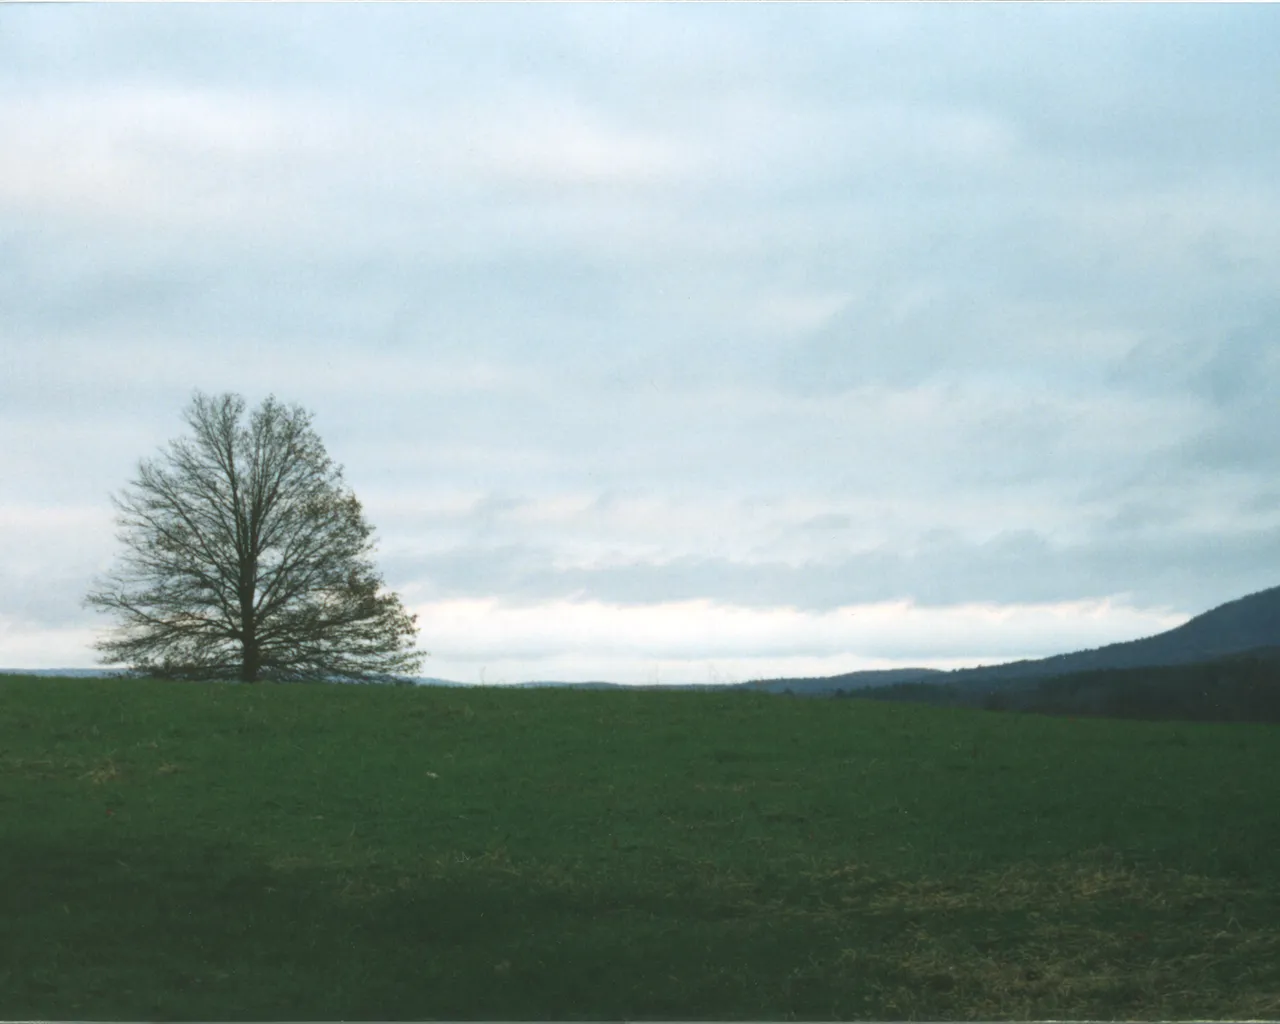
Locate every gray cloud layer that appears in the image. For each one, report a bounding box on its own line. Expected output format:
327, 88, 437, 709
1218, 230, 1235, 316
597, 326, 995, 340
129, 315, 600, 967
2, 4, 1279, 669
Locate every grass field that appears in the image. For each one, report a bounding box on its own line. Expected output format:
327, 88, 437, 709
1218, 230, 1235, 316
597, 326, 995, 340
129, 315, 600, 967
1, 674, 1277, 1020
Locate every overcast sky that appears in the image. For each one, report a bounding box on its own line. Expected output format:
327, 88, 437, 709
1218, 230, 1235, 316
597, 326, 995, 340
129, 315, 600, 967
3, 4, 1279, 684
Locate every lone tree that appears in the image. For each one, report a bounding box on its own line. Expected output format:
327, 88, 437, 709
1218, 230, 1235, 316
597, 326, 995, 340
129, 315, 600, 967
86, 391, 425, 684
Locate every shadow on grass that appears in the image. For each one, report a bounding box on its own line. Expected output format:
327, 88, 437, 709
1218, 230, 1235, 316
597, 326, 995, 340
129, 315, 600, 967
4, 831, 1280, 1021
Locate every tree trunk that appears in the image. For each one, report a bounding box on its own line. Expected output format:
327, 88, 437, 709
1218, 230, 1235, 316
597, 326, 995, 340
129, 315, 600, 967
240, 587, 259, 683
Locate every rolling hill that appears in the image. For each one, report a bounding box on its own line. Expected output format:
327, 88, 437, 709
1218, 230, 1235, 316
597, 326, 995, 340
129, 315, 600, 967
11, 584, 1278, 705
745, 584, 1280, 698
939, 583, 1280, 692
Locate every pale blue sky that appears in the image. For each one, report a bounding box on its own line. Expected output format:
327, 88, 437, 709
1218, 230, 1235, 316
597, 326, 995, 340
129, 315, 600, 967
3, 4, 1279, 683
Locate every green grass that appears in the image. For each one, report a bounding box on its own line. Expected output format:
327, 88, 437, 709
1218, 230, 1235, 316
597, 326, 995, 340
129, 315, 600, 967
1, 674, 1277, 1020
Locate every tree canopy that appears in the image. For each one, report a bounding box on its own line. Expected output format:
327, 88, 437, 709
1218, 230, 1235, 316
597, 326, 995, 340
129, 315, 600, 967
86, 391, 425, 684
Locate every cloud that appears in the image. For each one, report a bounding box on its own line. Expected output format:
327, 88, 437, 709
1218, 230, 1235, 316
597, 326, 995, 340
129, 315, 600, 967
0, 86, 343, 232
4, 4, 1280, 678
383, 520, 1280, 618
0, 620, 101, 670
410, 595, 1188, 684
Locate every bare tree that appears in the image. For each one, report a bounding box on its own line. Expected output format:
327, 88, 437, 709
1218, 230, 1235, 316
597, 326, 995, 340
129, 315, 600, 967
86, 391, 425, 684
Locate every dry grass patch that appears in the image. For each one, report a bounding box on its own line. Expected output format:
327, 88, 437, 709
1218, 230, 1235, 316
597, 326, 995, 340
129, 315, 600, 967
862, 854, 1255, 914
839, 915, 1280, 1019
81, 756, 123, 784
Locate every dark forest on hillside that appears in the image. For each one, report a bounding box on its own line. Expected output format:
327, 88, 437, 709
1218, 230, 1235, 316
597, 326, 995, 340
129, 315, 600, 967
846, 649, 1280, 724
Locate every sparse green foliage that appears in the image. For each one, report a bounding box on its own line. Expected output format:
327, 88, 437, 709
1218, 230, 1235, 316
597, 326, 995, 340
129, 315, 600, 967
85, 391, 424, 683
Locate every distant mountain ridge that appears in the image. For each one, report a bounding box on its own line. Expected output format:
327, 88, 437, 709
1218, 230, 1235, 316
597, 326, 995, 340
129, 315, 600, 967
8, 584, 1278, 697
742, 584, 1280, 697
939, 584, 1280, 692
732, 666, 944, 696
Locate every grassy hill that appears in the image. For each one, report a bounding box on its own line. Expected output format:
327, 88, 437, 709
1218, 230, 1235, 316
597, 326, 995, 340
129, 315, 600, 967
1, 674, 1277, 1020
745, 584, 1280, 700
929, 584, 1280, 693
736, 666, 945, 697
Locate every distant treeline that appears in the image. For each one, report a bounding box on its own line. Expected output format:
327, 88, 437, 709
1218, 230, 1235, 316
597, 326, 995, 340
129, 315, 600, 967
844, 648, 1280, 725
